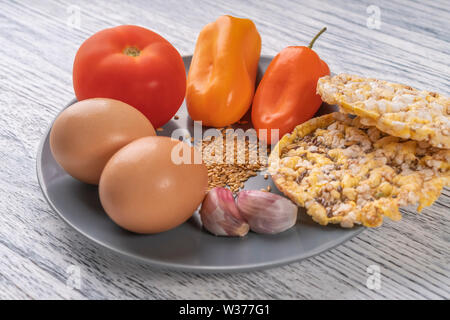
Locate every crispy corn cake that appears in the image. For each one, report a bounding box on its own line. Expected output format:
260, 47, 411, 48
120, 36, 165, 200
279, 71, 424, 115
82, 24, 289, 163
317, 74, 450, 149
268, 113, 450, 228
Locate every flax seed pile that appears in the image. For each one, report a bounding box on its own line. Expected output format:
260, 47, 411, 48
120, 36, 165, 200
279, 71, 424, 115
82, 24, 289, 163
198, 128, 268, 193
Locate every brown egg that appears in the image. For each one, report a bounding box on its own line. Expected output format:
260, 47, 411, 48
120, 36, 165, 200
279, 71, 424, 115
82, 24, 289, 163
50, 98, 155, 184
99, 136, 208, 234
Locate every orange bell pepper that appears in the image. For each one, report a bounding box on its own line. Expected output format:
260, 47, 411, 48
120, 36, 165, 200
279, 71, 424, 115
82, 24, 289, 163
186, 15, 261, 127
252, 27, 330, 144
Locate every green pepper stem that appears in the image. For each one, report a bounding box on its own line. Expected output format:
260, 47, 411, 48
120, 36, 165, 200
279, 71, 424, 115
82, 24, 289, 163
308, 27, 327, 49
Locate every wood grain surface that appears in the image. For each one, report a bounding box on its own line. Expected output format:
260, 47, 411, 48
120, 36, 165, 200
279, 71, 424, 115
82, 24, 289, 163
0, 0, 449, 299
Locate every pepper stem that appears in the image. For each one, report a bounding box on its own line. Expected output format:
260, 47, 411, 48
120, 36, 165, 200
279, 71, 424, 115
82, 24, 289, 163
308, 27, 327, 49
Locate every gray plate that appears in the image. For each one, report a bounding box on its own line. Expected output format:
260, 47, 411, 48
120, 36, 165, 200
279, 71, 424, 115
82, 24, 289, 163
36, 55, 363, 273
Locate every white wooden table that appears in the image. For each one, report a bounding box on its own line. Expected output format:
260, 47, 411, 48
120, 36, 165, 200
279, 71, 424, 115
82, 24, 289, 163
1, 0, 449, 299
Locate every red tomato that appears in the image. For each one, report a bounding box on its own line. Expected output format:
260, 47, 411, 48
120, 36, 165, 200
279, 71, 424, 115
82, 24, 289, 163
73, 25, 186, 128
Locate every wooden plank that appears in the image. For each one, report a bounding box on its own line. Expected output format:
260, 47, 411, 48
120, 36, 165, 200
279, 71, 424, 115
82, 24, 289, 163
0, 0, 448, 299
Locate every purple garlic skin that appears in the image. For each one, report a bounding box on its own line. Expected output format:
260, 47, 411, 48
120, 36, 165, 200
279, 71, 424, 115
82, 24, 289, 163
236, 190, 298, 234
199, 187, 249, 237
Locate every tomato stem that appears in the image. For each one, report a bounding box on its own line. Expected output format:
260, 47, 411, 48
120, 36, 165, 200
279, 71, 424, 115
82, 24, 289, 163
123, 46, 141, 57
308, 27, 327, 49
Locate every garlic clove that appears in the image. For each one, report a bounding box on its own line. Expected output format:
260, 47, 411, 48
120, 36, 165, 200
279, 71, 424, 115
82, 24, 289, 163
199, 187, 249, 237
236, 190, 298, 234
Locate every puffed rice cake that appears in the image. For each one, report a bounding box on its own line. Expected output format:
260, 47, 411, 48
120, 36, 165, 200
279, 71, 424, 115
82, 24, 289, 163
268, 112, 450, 228
317, 74, 450, 149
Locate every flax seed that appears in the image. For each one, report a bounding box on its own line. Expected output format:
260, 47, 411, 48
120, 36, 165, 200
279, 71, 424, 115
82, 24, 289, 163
198, 129, 268, 193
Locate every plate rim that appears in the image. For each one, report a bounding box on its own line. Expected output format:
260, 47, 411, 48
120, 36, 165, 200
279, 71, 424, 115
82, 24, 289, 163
36, 55, 364, 273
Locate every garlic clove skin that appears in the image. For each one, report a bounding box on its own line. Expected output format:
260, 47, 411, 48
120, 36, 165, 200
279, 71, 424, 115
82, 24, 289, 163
236, 190, 298, 234
199, 187, 249, 237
